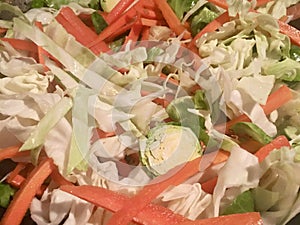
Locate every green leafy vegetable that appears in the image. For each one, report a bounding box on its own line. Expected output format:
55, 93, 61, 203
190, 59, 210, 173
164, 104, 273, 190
263, 58, 300, 82
230, 122, 273, 145
222, 190, 255, 215
290, 45, 300, 62
193, 89, 208, 110
190, 6, 218, 36
0, 183, 15, 208
167, 0, 197, 20
91, 12, 107, 34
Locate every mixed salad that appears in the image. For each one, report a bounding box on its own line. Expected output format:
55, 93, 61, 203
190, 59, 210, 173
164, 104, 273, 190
1, 0, 300, 224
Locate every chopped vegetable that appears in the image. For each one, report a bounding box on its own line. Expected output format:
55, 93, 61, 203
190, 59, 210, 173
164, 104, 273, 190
0, 183, 15, 208
222, 190, 255, 215
1, 158, 54, 225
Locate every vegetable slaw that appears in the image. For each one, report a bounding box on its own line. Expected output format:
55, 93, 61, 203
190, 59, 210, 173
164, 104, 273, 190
1, 0, 300, 224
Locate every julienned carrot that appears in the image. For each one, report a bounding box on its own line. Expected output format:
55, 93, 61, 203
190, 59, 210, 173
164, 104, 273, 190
88, 8, 137, 48
206, 0, 227, 9
60, 185, 189, 225
50, 166, 74, 186
219, 85, 292, 134
6, 162, 27, 184
124, 22, 143, 46
0, 38, 38, 53
1, 158, 54, 225
153, 0, 191, 39
201, 135, 290, 194
141, 26, 150, 40
139, 7, 163, 20
105, 0, 135, 24
189, 11, 230, 50
201, 176, 218, 194
278, 20, 300, 47
140, 18, 160, 27
178, 212, 263, 225
106, 150, 229, 225
0, 145, 25, 161
56, 7, 98, 46
35, 21, 50, 71
255, 135, 290, 162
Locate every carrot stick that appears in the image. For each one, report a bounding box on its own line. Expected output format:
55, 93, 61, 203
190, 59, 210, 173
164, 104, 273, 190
189, 12, 230, 50
140, 18, 160, 26
56, 7, 98, 46
206, 0, 228, 9
255, 135, 290, 162
1, 158, 54, 225
278, 20, 300, 47
35, 21, 50, 71
141, 26, 150, 40
153, 0, 191, 39
139, 8, 163, 20
50, 166, 74, 186
178, 212, 263, 225
60, 185, 189, 225
217, 85, 293, 134
201, 135, 290, 193
201, 176, 218, 194
105, 0, 135, 24
124, 21, 143, 46
6, 162, 27, 184
88, 9, 137, 48
0, 145, 23, 161
0, 38, 38, 53
106, 150, 229, 225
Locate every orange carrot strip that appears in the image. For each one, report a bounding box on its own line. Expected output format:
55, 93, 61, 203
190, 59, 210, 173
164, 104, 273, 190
239, 139, 264, 154
153, 0, 191, 39
124, 21, 143, 45
60, 185, 189, 225
0, 38, 38, 53
178, 212, 263, 225
7, 174, 26, 189
90, 41, 111, 55
50, 166, 74, 186
105, 0, 135, 24
278, 20, 300, 47
56, 7, 98, 46
139, 7, 163, 20
201, 176, 218, 194
255, 135, 290, 162
201, 136, 290, 193
35, 21, 50, 71
1, 158, 54, 225
6, 162, 27, 184
218, 85, 293, 134
141, 26, 150, 40
88, 10, 137, 47
140, 18, 160, 26
0, 145, 23, 161
106, 150, 229, 225
206, 0, 228, 9
189, 12, 230, 50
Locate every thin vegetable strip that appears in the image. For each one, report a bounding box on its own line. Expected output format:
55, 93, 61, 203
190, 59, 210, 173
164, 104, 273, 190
1, 158, 54, 225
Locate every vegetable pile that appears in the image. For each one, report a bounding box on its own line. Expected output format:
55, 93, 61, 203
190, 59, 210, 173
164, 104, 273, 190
1, 0, 300, 224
